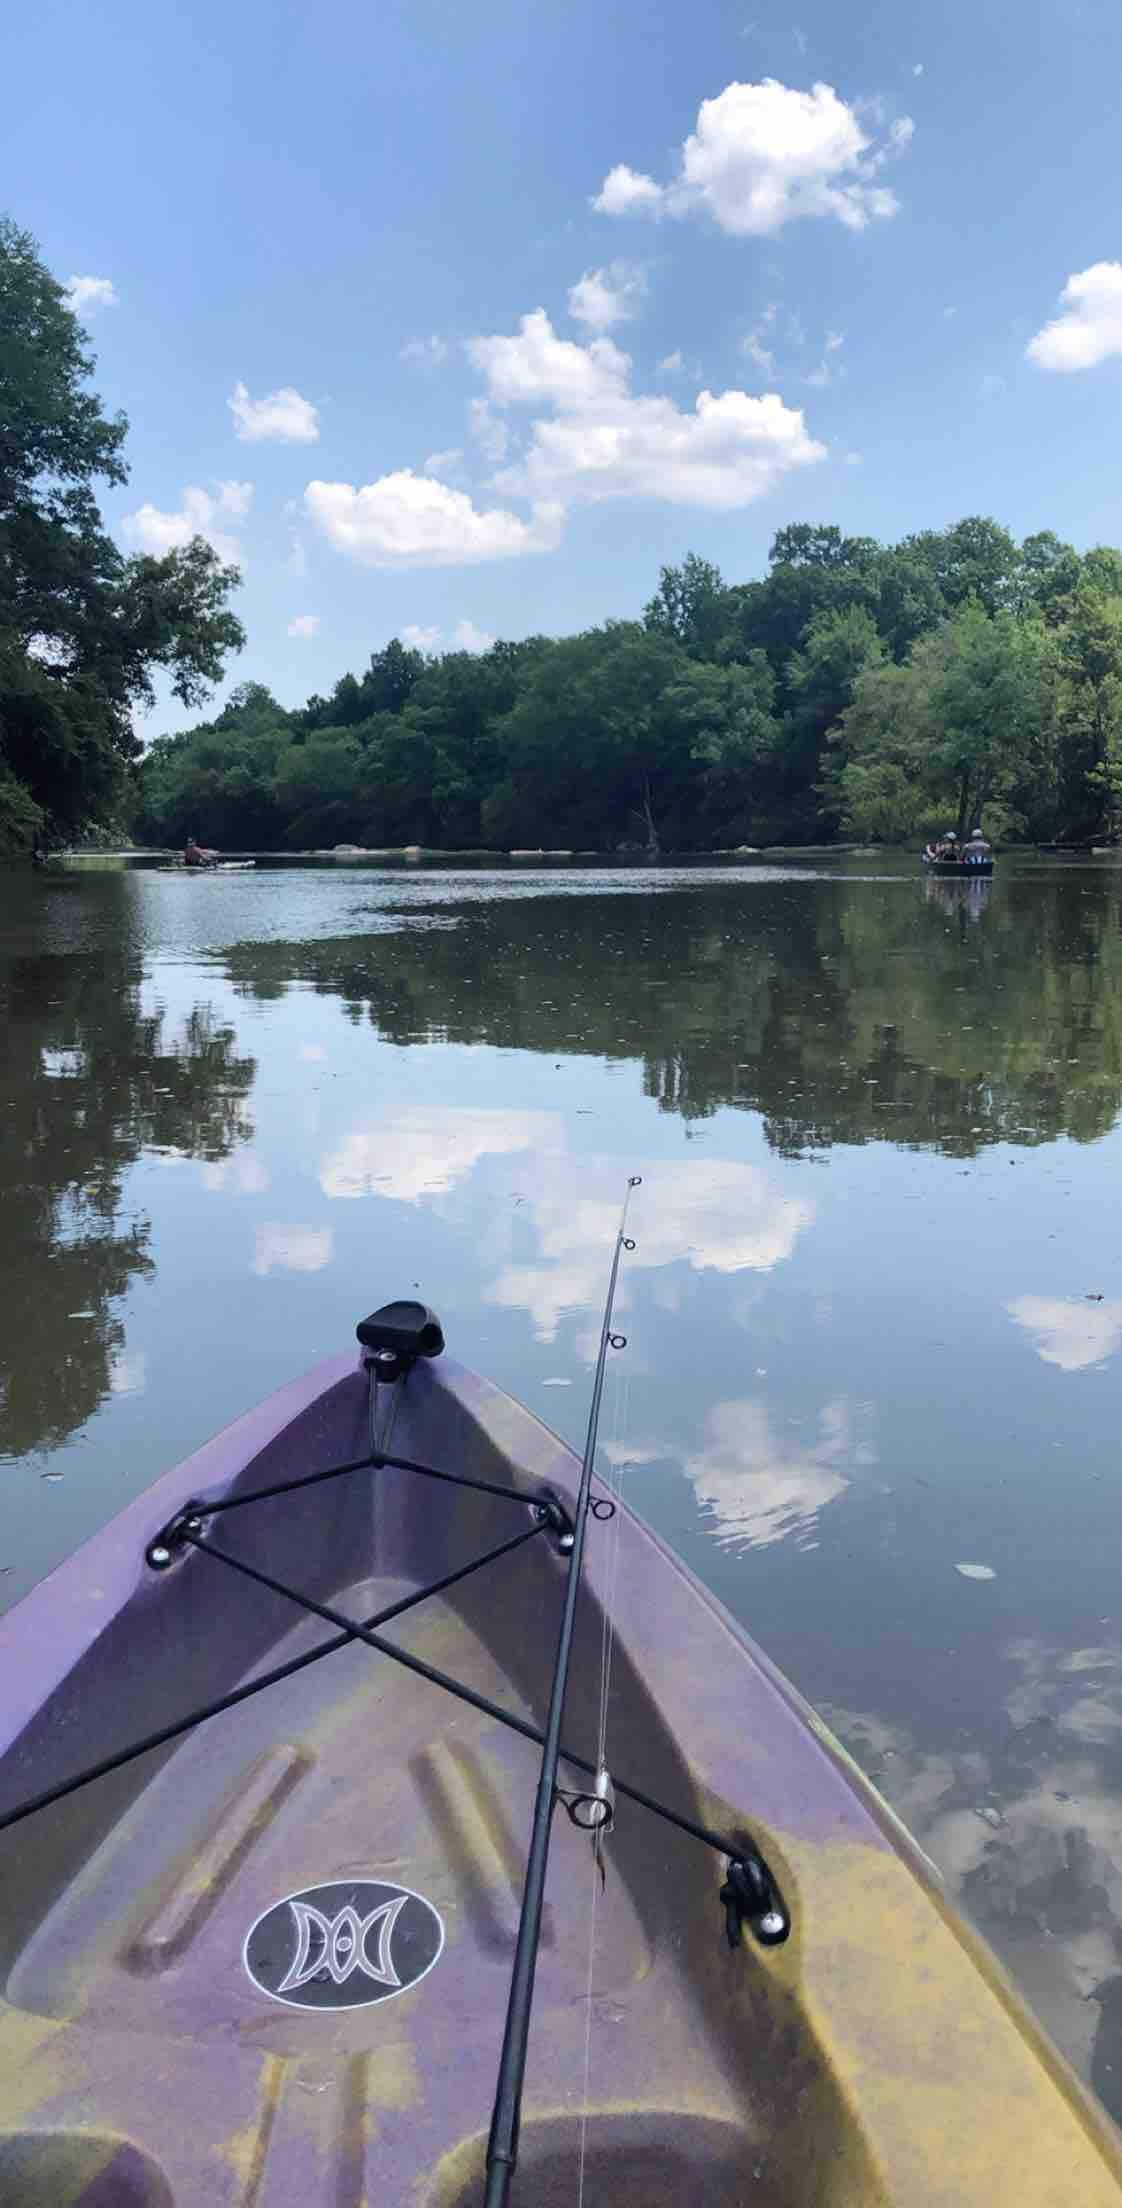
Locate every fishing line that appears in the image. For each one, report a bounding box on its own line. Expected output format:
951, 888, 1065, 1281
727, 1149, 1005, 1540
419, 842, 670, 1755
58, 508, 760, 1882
577, 1333, 632, 2208
575, 1816, 604, 2208
597, 1361, 630, 1778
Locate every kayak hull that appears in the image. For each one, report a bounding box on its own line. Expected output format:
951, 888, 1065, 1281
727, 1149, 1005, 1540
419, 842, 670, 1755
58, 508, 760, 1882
0, 1352, 1118, 2204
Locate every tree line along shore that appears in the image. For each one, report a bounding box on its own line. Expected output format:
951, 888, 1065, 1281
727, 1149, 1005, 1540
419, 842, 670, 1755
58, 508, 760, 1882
128, 531, 1122, 858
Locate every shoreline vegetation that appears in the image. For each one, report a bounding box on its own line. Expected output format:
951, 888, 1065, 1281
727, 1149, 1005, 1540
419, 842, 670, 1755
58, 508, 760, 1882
131, 529, 1122, 860
47, 839, 1122, 867
55, 840, 881, 862
7, 224, 1122, 862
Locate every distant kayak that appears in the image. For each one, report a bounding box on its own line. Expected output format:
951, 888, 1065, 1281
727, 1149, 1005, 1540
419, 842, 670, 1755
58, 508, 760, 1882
0, 1297, 1118, 2203
160, 859, 257, 873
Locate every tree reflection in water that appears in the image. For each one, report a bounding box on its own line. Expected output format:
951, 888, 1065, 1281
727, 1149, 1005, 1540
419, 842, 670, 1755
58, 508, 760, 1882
1, 876, 255, 1460
223, 868, 1122, 1159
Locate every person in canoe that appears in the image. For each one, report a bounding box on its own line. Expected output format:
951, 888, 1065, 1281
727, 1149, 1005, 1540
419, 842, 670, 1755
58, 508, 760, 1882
964, 826, 993, 865
924, 829, 960, 863
184, 835, 216, 868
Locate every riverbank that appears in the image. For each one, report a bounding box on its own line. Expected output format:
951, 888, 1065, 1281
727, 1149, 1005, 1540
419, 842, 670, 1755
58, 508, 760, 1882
54, 840, 889, 867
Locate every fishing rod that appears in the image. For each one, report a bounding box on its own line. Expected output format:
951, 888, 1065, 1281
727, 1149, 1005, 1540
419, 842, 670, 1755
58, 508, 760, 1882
482, 1177, 640, 2207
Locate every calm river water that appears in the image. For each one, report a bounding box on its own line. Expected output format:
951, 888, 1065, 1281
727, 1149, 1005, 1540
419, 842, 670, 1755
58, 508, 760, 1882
4, 852, 1122, 2108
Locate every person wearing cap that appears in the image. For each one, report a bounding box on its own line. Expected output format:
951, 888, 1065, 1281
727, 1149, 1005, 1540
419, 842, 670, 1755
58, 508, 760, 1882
965, 826, 991, 866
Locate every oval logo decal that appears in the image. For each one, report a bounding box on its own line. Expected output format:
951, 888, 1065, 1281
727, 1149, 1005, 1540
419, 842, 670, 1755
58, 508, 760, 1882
244, 1880, 444, 2010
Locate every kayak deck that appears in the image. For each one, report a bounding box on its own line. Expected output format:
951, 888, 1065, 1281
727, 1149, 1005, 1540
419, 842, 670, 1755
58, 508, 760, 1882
6, 1586, 730, 2202
0, 1354, 1119, 2203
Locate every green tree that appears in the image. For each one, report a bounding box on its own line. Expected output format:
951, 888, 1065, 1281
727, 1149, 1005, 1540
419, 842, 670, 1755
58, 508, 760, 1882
488, 624, 693, 852
275, 729, 365, 847
831, 658, 931, 839
769, 524, 880, 572
643, 553, 731, 660
867, 548, 948, 660
1017, 530, 1080, 621
900, 516, 1021, 616
835, 603, 1051, 838
0, 218, 244, 849
786, 604, 885, 789
928, 604, 1052, 834
662, 654, 779, 839
397, 638, 548, 845
134, 683, 292, 847
1054, 587, 1122, 837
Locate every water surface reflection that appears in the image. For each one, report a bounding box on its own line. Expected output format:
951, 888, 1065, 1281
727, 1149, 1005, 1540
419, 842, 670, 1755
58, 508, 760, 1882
4, 856, 1122, 2113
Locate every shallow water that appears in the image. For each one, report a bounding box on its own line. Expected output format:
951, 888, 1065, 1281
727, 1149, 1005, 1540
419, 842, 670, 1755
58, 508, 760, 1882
4, 852, 1122, 2109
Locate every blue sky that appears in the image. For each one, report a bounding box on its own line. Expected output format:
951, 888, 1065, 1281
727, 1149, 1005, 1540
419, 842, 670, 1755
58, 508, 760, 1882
10, 0, 1122, 730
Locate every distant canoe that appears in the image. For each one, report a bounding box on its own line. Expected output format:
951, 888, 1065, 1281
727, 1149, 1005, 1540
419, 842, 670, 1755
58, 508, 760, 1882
921, 853, 994, 877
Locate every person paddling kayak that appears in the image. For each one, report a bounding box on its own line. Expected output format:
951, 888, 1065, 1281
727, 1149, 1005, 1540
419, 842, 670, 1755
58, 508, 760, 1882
184, 836, 216, 868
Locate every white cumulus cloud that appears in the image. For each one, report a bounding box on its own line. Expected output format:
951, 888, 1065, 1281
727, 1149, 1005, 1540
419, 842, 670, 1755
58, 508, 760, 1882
215, 478, 253, 517
593, 78, 911, 236
594, 165, 666, 217
1027, 262, 1122, 372
401, 619, 495, 654
122, 479, 252, 565
742, 304, 777, 377
470, 311, 630, 411
468, 398, 509, 463
65, 275, 117, 316
400, 335, 448, 367
229, 380, 320, 443
504, 386, 823, 509
805, 329, 844, 386
474, 311, 823, 512
304, 469, 561, 568
423, 446, 464, 475
567, 261, 647, 331
453, 618, 495, 653
287, 613, 320, 638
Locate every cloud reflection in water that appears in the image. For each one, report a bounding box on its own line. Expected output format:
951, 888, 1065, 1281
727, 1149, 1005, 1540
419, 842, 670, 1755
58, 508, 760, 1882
489, 1158, 814, 1342
252, 1223, 334, 1275
1007, 1295, 1122, 1372
684, 1395, 867, 1551
320, 1109, 561, 1203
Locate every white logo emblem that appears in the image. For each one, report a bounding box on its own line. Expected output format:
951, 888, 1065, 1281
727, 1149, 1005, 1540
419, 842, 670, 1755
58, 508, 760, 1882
278, 1896, 408, 1994
244, 1878, 444, 2009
